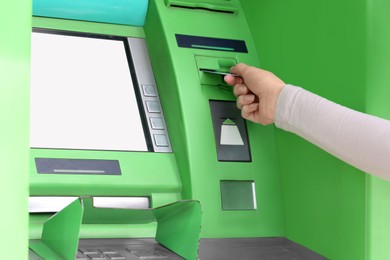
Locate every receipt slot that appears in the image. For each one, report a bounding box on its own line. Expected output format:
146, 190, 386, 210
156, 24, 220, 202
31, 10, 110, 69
210, 100, 251, 162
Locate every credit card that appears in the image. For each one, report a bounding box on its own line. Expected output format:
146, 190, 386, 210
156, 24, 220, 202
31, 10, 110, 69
199, 68, 239, 77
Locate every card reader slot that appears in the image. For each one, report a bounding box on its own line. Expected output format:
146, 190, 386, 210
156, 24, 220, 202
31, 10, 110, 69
196, 56, 237, 86
199, 68, 238, 77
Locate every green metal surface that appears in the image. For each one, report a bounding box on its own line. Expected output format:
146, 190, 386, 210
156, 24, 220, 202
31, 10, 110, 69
366, 0, 390, 259
145, 0, 285, 239
0, 0, 31, 259
241, 0, 367, 259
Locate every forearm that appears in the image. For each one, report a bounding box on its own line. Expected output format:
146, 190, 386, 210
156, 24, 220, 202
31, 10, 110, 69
275, 85, 390, 180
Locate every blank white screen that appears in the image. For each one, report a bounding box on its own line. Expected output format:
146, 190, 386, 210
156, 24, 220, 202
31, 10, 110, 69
30, 32, 148, 151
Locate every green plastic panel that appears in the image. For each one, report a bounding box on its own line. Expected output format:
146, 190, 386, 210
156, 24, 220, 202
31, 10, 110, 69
241, 0, 367, 259
0, 0, 31, 259
145, 0, 285, 238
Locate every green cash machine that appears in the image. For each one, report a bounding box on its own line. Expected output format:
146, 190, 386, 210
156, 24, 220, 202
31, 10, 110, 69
2, 0, 390, 259
27, 1, 323, 258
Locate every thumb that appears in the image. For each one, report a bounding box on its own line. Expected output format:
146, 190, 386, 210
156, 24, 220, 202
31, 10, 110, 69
224, 74, 243, 86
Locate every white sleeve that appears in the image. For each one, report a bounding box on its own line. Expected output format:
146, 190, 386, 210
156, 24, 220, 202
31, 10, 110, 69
274, 84, 390, 180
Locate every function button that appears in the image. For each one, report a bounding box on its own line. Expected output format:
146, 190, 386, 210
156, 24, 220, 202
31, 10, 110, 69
146, 101, 161, 113
98, 249, 117, 254
131, 249, 167, 259
142, 84, 157, 97
106, 253, 126, 260
150, 117, 165, 130
79, 248, 99, 255
75, 253, 88, 260
89, 254, 109, 260
153, 134, 169, 147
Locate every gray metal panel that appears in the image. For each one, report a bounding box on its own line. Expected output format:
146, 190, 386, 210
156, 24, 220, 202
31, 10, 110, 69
198, 238, 326, 260
128, 37, 172, 153
35, 158, 121, 175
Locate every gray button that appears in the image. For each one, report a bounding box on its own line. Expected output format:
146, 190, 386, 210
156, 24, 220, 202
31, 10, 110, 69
132, 249, 167, 259
154, 134, 169, 147
90, 254, 108, 260
150, 117, 165, 130
107, 253, 126, 260
142, 84, 157, 97
80, 248, 99, 254
75, 253, 88, 260
139, 255, 167, 259
146, 101, 161, 113
99, 249, 117, 254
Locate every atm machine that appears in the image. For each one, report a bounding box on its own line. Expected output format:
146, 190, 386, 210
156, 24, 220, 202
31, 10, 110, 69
27, 0, 326, 259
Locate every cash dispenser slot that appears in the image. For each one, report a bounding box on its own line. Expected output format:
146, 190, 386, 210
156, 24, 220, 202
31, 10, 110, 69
166, 0, 238, 14
29, 196, 150, 213
176, 34, 248, 53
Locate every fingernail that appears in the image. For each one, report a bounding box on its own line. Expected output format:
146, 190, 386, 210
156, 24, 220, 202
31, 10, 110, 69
246, 94, 255, 101
239, 86, 246, 92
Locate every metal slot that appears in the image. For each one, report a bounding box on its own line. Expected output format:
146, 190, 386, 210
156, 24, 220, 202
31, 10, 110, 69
35, 158, 121, 175
93, 197, 150, 209
29, 196, 78, 213
53, 169, 106, 174
29, 196, 151, 213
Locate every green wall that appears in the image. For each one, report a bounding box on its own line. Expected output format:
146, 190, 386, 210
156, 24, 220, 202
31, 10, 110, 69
366, 0, 390, 259
0, 0, 31, 259
241, 0, 367, 259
